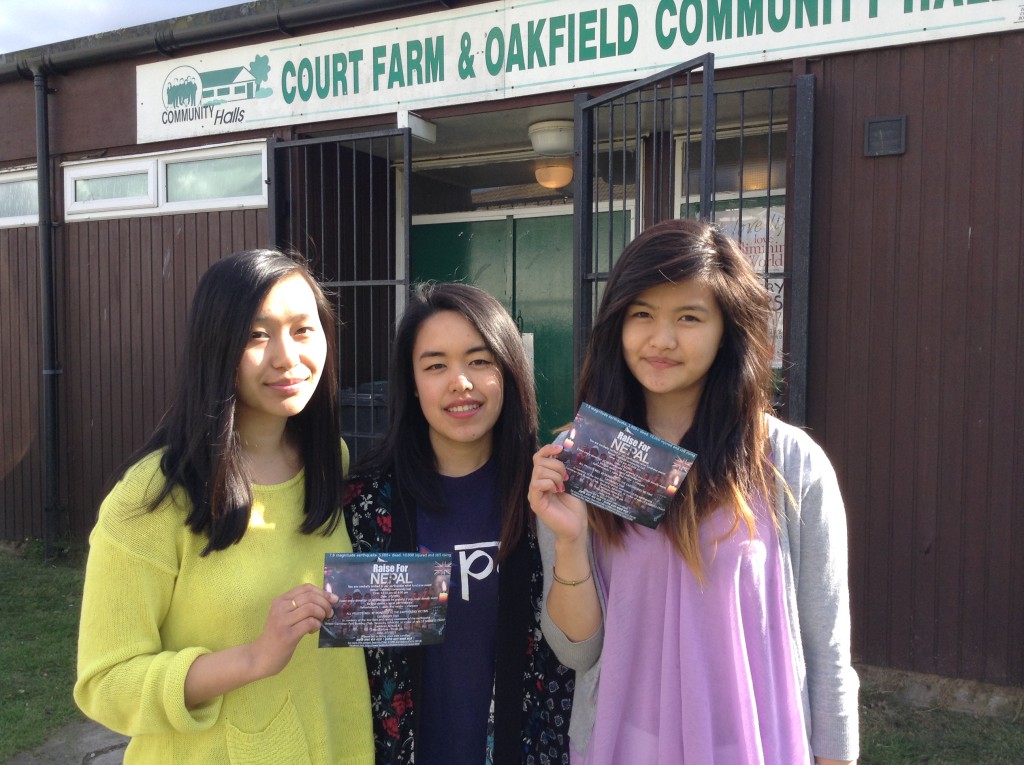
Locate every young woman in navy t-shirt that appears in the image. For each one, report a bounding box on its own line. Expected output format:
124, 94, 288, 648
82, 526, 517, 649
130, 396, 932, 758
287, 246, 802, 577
344, 283, 573, 765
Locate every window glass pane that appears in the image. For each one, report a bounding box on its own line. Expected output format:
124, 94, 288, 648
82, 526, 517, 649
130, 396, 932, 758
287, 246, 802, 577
75, 173, 148, 202
685, 133, 787, 195
0, 178, 38, 217
166, 154, 262, 202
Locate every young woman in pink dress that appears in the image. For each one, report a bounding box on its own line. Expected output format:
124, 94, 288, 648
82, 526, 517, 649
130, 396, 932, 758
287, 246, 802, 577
529, 219, 859, 765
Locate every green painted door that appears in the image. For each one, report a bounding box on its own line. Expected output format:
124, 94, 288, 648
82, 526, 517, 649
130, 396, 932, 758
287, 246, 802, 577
410, 218, 512, 305
411, 215, 573, 437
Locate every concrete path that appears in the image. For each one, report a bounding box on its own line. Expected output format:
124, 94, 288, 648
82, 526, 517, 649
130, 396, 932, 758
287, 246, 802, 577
7, 719, 126, 765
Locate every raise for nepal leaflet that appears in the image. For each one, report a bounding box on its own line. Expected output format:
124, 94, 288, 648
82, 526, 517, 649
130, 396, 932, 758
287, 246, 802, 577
319, 552, 452, 648
554, 403, 697, 529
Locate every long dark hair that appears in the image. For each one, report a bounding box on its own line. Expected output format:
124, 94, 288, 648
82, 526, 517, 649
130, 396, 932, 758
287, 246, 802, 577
115, 249, 344, 554
578, 218, 776, 575
352, 282, 538, 560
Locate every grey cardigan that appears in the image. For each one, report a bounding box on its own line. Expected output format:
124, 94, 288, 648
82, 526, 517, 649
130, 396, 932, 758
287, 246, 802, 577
538, 416, 860, 761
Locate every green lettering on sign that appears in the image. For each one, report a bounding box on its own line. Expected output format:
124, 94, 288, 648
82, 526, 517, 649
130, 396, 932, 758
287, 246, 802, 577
769, 0, 791, 34
797, 0, 818, 28
425, 37, 443, 83
282, 60, 296, 103
619, 5, 639, 55
655, 0, 677, 49
528, 19, 548, 68
681, 0, 703, 46
485, 27, 504, 76
298, 58, 313, 101
599, 8, 616, 58
738, 0, 764, 37
372, 45, 386, 91
506, 23, 526, 71
388, 43, 405, 88
579, 9, 598, 61
406, 39, 423, 85
548, 16, 566, 64
709, 0, 733, 41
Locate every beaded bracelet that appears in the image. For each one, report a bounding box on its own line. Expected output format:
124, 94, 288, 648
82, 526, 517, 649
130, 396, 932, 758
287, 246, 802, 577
552, 567, 593, 587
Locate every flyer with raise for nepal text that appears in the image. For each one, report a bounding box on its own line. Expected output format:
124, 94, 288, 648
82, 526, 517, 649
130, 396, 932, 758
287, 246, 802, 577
555, 403, 697, 529
319, 552, 452, 648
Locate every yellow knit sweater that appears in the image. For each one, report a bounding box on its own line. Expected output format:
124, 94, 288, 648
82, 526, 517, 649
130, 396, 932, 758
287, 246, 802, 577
74, 449, 374, 764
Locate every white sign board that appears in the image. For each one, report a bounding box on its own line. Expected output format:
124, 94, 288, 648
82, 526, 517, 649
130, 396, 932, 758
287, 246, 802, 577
138, 0, 1021, 142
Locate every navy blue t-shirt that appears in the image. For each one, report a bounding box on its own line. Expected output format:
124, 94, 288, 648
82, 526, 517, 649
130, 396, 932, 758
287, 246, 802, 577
416, 460, 501, 765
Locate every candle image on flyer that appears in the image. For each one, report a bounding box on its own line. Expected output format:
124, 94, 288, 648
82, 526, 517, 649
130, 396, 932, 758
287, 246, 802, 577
555, 403, 697, 529
319, 552, 452, 648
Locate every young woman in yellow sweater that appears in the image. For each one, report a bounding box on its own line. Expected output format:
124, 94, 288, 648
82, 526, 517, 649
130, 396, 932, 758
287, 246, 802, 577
74, 250, 374, 764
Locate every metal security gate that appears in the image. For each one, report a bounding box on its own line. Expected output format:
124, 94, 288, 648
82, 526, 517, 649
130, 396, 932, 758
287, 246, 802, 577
572, 53, 715, 384
573, 54, 815, 423
268, 129, 412, 457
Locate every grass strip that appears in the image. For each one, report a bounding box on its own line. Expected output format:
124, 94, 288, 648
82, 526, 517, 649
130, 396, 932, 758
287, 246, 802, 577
0, 543, 86, 762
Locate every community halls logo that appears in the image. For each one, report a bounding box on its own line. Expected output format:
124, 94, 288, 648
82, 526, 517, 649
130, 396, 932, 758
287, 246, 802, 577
160, 54, 272, 127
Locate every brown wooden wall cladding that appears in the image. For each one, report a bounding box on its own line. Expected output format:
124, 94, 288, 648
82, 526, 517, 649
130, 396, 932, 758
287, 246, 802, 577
0, 227, 42, 540
808, 32, 1024, 686
1, 212, 268, 542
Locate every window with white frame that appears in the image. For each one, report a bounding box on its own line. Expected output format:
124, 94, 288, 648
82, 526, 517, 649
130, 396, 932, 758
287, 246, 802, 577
65, 158, 158, 216
0, 169, 39, 228
63, 141, 267, 221
163, 147, 264, 209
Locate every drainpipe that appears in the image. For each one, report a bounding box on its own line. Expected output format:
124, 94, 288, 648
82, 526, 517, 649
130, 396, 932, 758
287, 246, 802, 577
34, 72, 60, 561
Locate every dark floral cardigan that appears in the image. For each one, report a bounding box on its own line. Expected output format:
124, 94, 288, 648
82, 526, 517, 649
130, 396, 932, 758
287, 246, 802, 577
344, 474, 574, 765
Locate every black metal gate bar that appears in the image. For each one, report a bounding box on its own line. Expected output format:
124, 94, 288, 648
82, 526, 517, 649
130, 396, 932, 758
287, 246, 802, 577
572, 92, 594, 386
700, 61, 717, 221
268, 128, 411, 458
714, 78, 813, 420
765, 86, 778, 279
573, 53, 715, 381
572, 57, 814, 425
787, 74, 816, 426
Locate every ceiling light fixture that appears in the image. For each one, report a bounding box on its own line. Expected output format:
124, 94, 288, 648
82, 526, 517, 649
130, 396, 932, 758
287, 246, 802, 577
528, 120, 574, 156
529, 120, 574, 188
535, 161, 574, 189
